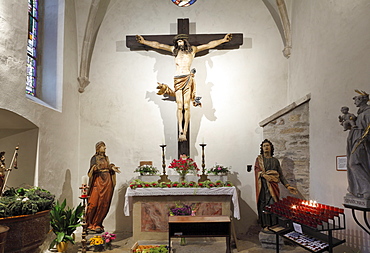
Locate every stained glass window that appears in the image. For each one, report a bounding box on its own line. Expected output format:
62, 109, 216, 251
27, 0, 39, 96
171, 0, 197, 7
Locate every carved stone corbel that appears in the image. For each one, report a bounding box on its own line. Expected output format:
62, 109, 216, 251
262, 0, 292, 58
78, 0, 111, 93
276, 0, 292, 58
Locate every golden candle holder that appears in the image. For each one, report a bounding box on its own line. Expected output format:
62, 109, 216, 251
158, 144, 170, 183
198, 143, 209, 182
79, 184, 89, 253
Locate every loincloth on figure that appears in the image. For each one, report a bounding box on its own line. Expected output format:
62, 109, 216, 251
156, 68, 201, 107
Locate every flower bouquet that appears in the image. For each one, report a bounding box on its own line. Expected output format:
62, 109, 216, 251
169, 156, 199, 181
89, 235, 104, 252
169, 202, 192, 216
207, 164, 231, 175
102, 232, 116, 250
134, 165, 159, 175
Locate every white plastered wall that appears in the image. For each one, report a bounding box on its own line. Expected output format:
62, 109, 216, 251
1, 0, 370, 251
0, 0, 81, 208
288, 1, 370, 251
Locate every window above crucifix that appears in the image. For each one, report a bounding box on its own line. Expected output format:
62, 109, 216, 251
171, 0, 197, 7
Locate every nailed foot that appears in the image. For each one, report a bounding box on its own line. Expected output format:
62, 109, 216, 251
179, 132, 187, 142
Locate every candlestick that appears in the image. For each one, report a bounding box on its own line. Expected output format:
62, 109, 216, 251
158, 144, 170, 183
79, 185, 89, 253
198, 143, 208, 182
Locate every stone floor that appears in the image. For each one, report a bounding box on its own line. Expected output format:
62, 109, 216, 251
57, 225, 311, 253
48, 224, 354, 253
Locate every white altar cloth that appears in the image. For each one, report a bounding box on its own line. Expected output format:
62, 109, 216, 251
124, 186, 240, 219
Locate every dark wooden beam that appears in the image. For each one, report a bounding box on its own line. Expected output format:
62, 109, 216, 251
126, 33, 243, 51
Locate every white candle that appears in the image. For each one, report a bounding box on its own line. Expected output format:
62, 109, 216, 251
202, 137, 204, 144
82, 175, 88, 185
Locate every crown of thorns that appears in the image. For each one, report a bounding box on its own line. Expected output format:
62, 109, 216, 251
173, 34, 189, 44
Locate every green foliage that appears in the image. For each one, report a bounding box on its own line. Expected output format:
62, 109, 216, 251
148, 245, 169, 253
0, 186, 55, 218
134, 165, 159, 175
129, 179, 234, 189
49, 199, 84, 249
207, 164, 231, 175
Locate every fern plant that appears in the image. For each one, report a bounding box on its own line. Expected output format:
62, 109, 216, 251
49, 199, 84, 249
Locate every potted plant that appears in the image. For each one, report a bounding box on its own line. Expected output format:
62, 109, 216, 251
49, 199, 84, 252
206, 164, 231, 183
134, 164, 159, 175
207, 164, 230, 175
0, 186, 55, 253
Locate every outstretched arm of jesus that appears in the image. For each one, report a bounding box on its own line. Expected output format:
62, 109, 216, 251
195, 33, 232, 53
136, 35, 173, 52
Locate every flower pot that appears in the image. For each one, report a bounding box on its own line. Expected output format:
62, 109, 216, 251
208, 174, 228, 182
0, 225, 9, 253
105, 242, 112, 250
93, 244, 105, 252
56, 241, 68, 252
139, 175, 160, 182
0, 210, 50, 253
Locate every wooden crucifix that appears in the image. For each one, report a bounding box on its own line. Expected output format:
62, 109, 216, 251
126, 18, 243, 157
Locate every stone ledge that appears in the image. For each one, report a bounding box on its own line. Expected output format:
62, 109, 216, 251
259, 94, 311, 127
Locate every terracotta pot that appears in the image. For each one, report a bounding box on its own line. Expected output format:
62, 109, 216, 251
0, 210, 50, 253
56, 241, 68, 252
0, 225, 9, 253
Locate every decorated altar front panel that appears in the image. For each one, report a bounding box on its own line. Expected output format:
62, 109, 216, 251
124, 187, 240, 241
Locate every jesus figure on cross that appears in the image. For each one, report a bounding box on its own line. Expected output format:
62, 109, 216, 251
136, 33, 232, 142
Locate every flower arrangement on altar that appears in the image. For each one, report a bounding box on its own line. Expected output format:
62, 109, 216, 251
207, 164, 231, 175
129, 179, 233, 189
169, 155, 199, 179
168, 202, 201, 216
134, 164, 159, 175
169, 202, 192, 216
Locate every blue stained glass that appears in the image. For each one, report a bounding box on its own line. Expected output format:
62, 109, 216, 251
26, 0, 38, 96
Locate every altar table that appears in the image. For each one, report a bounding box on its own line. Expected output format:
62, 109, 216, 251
124, 187, 240, 241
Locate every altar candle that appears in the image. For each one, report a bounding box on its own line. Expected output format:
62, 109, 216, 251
82, 175, 88, 185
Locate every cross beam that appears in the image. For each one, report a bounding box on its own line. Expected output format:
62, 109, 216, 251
126, 19, 243, 56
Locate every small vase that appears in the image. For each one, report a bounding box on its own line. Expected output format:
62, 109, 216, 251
180, 175, 186, 182
56, 242, 68, 252
180, 237, 186, 246
105, 242, 112, 250
94, 244, 104, 252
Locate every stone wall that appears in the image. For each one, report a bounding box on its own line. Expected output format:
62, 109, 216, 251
260, 95, 310, 200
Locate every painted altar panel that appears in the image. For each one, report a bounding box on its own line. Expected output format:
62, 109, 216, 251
141, 202, 222, 232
